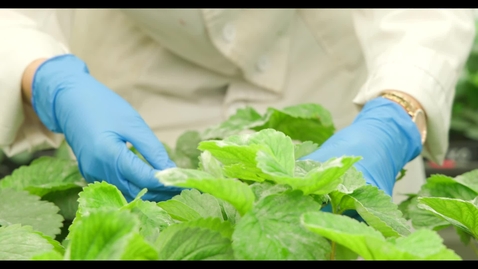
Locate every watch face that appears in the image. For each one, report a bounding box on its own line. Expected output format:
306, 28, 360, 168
414, 109, 427, 144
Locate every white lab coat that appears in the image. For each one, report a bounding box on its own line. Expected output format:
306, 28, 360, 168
0, 9, 475, 203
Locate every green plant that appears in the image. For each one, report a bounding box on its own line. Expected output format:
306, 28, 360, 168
0, 104, 462, 260
398, 170, 478, 256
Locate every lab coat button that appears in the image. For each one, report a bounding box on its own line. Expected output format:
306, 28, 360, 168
222, 23, 236, 43
256, 56, 269, 72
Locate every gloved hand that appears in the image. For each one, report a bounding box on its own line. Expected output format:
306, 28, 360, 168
31, 54, 184, 202
302, 97, 423, 198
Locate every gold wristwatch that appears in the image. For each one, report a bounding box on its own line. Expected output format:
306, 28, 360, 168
381, 91, 427, 145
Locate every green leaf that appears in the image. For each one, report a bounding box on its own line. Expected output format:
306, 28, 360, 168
265, 157, 359, 195
201, 106, 263, 140
406, 174, 476, 230
155, 218, 234, 260
0, 224, 64, 260
455, 225, 473, 246
301, 211, 384, 259
198, 136, 269, 182
397, 194, 416, 220
386, 229, 461, 260
31, 250, 64, 260
198, 151, 225, 178
0, 188, 64, 237
123, 199, 176, 243
171, 130, 202, 169
453, 169, 478, 193
77, 182, 128, 217
334, 244, 359, 260
301, 211, 461, 260
232, 190, 330, 260
294, 141, 319, 160
42, 188, 82, 221
67, 210, 139, 260
252, 104, 335, 145
68, 182, 128, 238
408, 196, 450, 230
418, 197, 478, 239
156, 168, 255, 215
337, 185, 411, 237
250, 182, 291, 203
120, 233, 159, 260
419, 174, 478, 200
0, 156, 86, 197
157, 189, 231, 222
250, 129, 296, 178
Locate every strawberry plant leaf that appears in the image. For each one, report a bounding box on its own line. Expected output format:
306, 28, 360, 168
252, 129, 295, 177
156, 168, 255, 215
250, 182, 292, 203
154, 218, 234, 260
216, 198, 241, 226
0, 156, 86, 197
123, 199, 176, 243
454, 225, 473, 245
0, 224, 64, 260
68, 182, 128, 237
397, 194, 416, 220
387, 229, 460, 259
66, 210, 140, 260
198, 151, 224, 178
31, 250, 64, 260
170, 130, 202, 169
301, 211, 384, 259
419, 174, 478, 199
77, 182, 128, 216
301, 211, 461, 260
198, 138, 269, 182
120, 233, 159, 260
334, 244, 359, 260
201, 106, 263, 140
336, 185, 411, 237
264, 157, 359, 196
42, 188, 82, 221
418, 197, 478, 239
232, 190, 330, 260
453, 169, 478, 193
252, 104, 335, 145
407, 196, 450, 230
157, 189, 236, 223
294, 141, 319, 160
0, 188, 64, 237
405, 174, 477, 230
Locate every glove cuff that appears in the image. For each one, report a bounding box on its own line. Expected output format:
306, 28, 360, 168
31, 54, 90, 133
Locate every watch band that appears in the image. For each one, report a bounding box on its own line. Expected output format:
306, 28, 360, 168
381, 92, 427, 145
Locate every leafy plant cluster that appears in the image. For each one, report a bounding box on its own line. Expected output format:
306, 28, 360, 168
398, 170, 478, 255
0, 103, 469, 260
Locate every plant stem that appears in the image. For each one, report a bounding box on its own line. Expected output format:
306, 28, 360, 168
330, 200, 337, 260
330, 241, 336, 260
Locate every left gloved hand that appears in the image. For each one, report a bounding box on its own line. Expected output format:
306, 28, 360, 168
301, 96, 423, 198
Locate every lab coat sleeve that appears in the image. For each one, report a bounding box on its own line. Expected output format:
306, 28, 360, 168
352, 9, 475, 164
0, 9, 70, 157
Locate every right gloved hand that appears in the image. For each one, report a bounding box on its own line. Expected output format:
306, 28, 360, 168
31, 54, 185, 202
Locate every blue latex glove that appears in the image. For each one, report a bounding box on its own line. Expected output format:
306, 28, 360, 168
302, 97, 423, 199
31, 54, 184, 202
